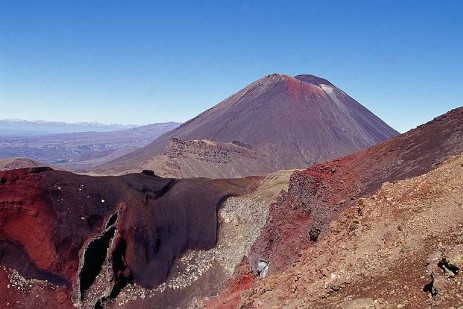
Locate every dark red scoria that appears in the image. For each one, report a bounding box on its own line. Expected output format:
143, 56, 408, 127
0, 167, 258, 308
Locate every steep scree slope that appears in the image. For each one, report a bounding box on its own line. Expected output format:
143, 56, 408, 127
207, 106, 463, 307
209, 152, 463, 308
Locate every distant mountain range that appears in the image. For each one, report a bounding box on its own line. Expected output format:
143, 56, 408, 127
95, 73, 398, 177
0, 122, 180, 169
0, 119, 141, 136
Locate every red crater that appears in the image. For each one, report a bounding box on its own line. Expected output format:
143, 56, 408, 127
285, 75, 323, 99
0, 167, 258, 308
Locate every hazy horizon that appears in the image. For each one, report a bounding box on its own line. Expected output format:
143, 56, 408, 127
1, 1, 462, 133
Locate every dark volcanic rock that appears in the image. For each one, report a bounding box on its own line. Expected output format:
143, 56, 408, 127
96, 73, 398, 176
151, 138, 279, 178
293, 74, 333, 86
118, 174, 242, 288
0, 167, 258, 307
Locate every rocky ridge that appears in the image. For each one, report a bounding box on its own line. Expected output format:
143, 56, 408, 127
203, 107, 463, 308
206, 152, 463, 308
139, 138, 279, 178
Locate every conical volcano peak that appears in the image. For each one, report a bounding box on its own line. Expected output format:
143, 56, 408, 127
241, 73, 293, 97
96, 72, 398, 176
294, 74, 333, 87
253, 73, 333, 90
256, 73, 290, 85
264, 73, 288, 80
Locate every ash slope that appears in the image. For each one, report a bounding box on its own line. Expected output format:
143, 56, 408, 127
207, 106, 463, 307
96, 73, 398, 176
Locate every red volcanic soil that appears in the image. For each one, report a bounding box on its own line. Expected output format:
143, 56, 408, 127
285, 75, 323, 99
216, 107, 463, 303
0, 167, 258, 308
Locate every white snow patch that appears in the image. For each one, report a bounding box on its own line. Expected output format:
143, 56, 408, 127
320, 84, 334, 95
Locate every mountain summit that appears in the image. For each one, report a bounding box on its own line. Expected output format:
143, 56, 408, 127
97, 73, 398, 176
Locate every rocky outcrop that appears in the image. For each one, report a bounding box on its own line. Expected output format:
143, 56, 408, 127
139, 138, 279, 178
165, 138, 245, 163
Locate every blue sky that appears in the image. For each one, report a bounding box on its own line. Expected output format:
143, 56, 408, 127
1, 1, 462, 132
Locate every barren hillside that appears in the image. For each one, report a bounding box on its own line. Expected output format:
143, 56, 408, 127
95, 73, 397, 177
